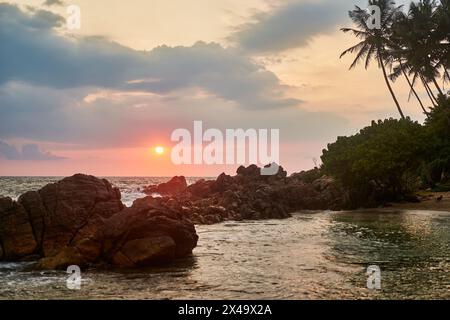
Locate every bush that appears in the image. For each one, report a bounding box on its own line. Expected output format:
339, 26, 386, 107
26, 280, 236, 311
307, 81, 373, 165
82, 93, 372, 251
321, 118, 427, 207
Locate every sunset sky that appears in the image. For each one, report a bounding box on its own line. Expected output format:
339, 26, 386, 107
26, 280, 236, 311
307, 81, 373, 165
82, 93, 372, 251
0, 0, 430, 176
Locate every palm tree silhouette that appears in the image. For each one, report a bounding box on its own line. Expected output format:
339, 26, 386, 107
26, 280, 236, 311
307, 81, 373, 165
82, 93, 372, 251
340, 0, 406, 119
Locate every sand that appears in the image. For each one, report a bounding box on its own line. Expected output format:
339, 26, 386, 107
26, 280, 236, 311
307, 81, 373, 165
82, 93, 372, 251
389, 191, 450, 212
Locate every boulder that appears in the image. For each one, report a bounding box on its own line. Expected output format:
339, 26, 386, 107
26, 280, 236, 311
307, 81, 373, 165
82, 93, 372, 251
0, 196, 37, 260
0, 174, 198, 270
143, 176, 187, 196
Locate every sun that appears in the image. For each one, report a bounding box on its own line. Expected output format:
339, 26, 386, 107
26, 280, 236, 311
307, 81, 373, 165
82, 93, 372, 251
154, 146, 165, 155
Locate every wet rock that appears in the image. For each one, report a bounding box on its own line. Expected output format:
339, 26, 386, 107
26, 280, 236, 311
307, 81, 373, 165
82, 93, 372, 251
0, 196, 37, 259
1, 175, 198, 270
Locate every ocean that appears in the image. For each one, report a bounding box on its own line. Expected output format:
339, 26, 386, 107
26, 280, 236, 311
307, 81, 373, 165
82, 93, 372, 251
0, 177, 449, 299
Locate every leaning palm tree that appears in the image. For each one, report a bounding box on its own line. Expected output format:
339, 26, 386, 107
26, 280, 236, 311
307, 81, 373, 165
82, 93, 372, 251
388, 11, 429, 116
435, 0, 450, 87
409, 0, 445, 96
390, 59, 430, 117
340, 0, 406, 119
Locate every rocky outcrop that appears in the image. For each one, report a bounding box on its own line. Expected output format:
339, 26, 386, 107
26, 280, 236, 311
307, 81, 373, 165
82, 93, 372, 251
143, 176, 187, 196
0, 174, 198, 270
141, 164, 345, 225
0, 165, 344, 269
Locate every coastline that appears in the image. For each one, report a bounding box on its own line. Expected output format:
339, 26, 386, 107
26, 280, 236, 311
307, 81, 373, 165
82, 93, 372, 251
388, 192, 450, 212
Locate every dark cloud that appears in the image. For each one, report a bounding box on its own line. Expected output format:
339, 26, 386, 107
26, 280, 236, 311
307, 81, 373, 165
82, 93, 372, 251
230, 0, 362, 54
0, 140, 65, 161
0, 3, 299, 110
0, 3, 350, 151
43, 0, 64, 6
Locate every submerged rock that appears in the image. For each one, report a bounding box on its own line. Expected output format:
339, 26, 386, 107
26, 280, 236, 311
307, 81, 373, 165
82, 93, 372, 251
0, 174, 198, 270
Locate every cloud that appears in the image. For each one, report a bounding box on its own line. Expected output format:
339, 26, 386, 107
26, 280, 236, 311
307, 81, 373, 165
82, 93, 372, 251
0, 81, 349, 149
43, 0, 64, 6
0, 3, 299, 110
229, 0, 360, 54
0, 140, 65, 161
0, 3, 350, 153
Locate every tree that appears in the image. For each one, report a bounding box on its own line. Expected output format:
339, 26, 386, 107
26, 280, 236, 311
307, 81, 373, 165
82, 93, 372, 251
340, 0, 406, 119
423, 95, 450, 186
321, 118, 427, 207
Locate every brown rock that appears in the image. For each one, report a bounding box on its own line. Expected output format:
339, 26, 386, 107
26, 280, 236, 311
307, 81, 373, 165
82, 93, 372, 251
143, 176, 187, 196
0, 196, 37, 259
1, 175, 198, 270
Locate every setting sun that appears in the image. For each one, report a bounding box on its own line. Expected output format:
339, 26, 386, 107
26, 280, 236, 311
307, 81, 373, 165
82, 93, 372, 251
154, 146, 165, 155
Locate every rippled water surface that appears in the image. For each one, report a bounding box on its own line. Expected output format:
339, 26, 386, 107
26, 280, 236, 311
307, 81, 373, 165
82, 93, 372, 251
0, 176, 203, 207
1, 210, 449, 299
0, 178, 449, 299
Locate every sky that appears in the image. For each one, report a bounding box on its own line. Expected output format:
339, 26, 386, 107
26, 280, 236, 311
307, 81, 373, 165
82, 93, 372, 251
0, 0, 432, 176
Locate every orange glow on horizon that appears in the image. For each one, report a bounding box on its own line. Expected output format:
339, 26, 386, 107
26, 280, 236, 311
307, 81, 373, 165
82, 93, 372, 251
154, 146, 165, 155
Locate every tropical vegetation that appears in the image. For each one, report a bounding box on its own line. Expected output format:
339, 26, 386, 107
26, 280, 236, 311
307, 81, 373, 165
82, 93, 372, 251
320, 0, 449, 207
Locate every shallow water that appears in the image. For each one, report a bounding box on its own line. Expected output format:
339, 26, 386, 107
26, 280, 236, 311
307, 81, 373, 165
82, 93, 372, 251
1, 210, 449, 300
0, 176, 203, 207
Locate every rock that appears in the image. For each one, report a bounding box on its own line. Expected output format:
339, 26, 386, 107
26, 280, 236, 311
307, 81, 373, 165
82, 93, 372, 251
100, 197, 198, 267
37, 195, 198, 269
236, 164, 260, 177
1, 174, 198, 270
20, 174, 124, 257
212, 173, 235, 192
166, 165, 345, 224
0, 196, 37, 260
143, 176, 187, 196
186, 179, 215, 198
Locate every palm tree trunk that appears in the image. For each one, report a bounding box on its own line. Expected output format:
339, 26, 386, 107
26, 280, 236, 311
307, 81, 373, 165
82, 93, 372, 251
422, 75, 438, 105
379, 56, 405, 119
432, 77, 445, 96
400, 63, 428, 117
424, 83, 437, 107
426, 81, 438, 103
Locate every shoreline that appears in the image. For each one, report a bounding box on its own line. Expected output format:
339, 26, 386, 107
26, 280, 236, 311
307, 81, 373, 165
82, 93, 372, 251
387, 191, 450, 212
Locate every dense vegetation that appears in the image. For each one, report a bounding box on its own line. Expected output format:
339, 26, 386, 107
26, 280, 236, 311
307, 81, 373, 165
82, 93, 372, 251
320, 0, 449, 207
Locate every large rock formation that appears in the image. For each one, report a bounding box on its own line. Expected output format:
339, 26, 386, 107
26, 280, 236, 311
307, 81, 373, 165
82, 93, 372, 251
141, 164, 345, 225
0, 165, 343, 269
0, 174, 198, 269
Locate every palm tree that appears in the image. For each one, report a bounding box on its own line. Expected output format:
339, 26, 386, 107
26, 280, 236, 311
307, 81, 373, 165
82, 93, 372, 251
435, 0, 450, 87
404, 0, 444, 96
340, 0, 406, 119
390, 60, 430, 117
389, 11, 430, 116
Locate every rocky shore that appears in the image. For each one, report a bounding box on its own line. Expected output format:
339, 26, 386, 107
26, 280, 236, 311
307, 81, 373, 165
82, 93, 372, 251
0, 164, 344, 269
143, 164, 344, 224
0, 174, 198, 269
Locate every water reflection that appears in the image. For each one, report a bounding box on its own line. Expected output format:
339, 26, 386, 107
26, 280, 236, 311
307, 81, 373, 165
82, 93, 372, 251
328, 210, 450, 299
0, 210, 448, 299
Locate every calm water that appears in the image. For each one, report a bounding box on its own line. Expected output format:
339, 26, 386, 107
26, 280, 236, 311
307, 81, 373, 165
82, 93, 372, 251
0, 178, 449, 299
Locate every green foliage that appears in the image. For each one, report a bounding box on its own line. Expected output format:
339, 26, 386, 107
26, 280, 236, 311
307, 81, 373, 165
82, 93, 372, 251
336, 0, 449, 206
422, 96, 450, 185
321, 118, 427, 206
321, 97, 450, 206
342, 0, 449, 118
